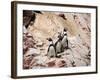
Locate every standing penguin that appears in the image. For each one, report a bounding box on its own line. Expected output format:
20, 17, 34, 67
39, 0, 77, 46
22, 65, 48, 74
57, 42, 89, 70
61, 28, 69, 49
55, 33, 64, 57
47, 38, 56, 58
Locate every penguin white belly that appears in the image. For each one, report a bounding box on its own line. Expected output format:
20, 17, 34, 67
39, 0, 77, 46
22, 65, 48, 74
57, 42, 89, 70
62, 36, 67, 48
56, 42, 62, 53
48, 46, 56, 57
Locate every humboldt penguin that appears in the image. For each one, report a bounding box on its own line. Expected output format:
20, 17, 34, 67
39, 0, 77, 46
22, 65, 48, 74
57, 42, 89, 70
55, 33, 64, 57
61, 28, 69, 49
47, 38, 56, 58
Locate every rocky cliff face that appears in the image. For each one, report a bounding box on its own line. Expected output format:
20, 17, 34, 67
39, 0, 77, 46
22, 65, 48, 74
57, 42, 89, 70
23, 11, 91, 69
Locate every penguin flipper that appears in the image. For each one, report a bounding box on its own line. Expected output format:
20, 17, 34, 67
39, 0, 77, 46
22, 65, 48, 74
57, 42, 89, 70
47, 46, 50, 57
55, 41, 58, 53
66, 39, 69, 48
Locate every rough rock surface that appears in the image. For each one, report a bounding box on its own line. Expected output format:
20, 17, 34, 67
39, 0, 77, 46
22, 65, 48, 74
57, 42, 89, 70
23, 12, 91, 69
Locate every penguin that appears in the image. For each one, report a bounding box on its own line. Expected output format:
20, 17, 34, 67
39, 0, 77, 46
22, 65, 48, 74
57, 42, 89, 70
61, 28, 69, 49
47, 38, 56, 58
55, 33, 64, 57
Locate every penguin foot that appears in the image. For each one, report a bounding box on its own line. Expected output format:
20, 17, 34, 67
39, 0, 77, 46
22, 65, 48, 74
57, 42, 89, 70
56, 55, 61, 58
50, 56, 54, 58
64, 46, 70, 50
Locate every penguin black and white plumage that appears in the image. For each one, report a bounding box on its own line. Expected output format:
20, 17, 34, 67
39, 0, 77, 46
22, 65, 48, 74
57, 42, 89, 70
63, 28, 67, 35
61, 28, 69, 49
55, 33, 64, 54
47, 38, 56, 58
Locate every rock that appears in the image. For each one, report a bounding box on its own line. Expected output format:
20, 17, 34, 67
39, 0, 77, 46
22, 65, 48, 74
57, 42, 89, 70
23, 55, 33, 69
47, 60, 55, 67
46, 58, 56, 67
23, 45, 28, 54
36, 41, 44, 47
29, 56, 49, 68
24, 48, 40, 57
58, 14, 67, 20
34, 56, 48, 66
29, 59, 37, 69
23, 64, 29, 69
23, 32, 36, 53
23, 26, 28, 33
26, 33, 33, 38
23, 11, 91, 68
55, 59, 66, 67
74, 58, 87, 66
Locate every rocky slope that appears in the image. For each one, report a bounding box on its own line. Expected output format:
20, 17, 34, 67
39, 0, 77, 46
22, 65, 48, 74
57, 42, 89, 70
23, 11, 91, 69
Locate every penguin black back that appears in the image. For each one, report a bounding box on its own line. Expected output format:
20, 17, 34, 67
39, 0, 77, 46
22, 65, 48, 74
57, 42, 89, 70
61, 28, 69, 49
55, 33, 64, 56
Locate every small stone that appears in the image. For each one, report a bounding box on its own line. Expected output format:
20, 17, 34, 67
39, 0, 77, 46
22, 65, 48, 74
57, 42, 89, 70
47, 61, 55, 67
56, 59, 66, 67
25, 48, 40, 57
36, 42, 44, 47
46, 58, 56, 67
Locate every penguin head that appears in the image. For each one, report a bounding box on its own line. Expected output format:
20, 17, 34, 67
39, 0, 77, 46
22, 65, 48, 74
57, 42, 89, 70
47, 38, 53, 45
58, 33, 63, 41
63, 28, 67, 32
63, 28, 67, 36
47, 38, 52, 41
